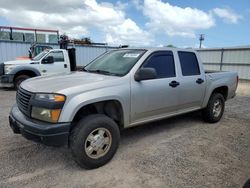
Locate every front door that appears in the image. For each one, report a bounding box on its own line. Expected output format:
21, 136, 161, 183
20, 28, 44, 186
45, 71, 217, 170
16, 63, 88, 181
40, 51, 68, 76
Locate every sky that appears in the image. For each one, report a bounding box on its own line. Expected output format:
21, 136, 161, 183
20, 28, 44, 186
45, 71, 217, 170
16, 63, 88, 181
0, 0, 249, 48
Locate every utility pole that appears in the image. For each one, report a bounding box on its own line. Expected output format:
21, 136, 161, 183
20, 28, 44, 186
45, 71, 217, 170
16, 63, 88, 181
199, 34, 204, 48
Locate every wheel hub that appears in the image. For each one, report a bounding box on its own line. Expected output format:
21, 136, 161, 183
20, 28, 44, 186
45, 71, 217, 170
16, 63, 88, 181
213, 99, 222, 117
85, 128, 112, 159
91, 135, 105, 149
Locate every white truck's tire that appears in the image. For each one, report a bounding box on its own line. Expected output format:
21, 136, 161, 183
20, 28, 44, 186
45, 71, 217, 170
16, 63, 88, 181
14, 75, 30, 90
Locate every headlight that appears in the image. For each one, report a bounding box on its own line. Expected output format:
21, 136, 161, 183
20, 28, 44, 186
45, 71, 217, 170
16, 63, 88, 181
31, 93, 66, 123
4, 65, 16, 74
31, 107, 61, 123
35, 93, 65, 102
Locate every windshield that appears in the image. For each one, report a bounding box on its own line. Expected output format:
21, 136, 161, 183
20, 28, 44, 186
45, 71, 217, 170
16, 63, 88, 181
84, 49, 146, 76
32, 51, 48, 61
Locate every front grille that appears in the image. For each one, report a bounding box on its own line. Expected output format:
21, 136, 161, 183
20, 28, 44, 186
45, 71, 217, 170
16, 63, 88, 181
16, 87, 33, 117
0, 63, 4, 76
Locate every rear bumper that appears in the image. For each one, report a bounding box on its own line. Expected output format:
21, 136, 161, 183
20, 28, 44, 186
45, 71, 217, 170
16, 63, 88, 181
9, 105, 71, 146
0, 74, 14, 87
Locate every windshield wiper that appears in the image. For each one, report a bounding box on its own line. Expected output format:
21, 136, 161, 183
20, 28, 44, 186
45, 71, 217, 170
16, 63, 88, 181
82, 67, 89, 72
87, 69, 121, 76
88, 69, 110, 74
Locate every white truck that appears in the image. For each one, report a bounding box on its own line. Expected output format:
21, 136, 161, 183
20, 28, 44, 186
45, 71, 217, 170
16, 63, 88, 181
0, 48, 77, 89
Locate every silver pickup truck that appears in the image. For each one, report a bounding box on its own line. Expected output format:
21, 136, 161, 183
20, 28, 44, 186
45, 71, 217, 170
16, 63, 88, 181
9, 47, 238, 169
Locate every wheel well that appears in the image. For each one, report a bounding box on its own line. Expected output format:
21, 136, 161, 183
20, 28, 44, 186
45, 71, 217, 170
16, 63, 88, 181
14, 70, 37, 80
212, 86, 228, 100
71, 100, 124, 131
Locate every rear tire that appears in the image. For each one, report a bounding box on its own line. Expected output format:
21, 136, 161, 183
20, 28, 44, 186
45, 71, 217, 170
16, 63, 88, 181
202, 93, 225, 123
70, 114, 120, 169
14, 75, 30, 90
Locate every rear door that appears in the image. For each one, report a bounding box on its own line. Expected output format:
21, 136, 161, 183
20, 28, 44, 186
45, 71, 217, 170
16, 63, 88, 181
130, 51, 180, 124
39, 51, 69, 76
177, 51, 206, 110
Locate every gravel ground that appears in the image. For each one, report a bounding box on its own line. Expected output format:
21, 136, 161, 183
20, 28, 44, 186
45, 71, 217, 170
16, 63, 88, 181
0, 82, 249, 188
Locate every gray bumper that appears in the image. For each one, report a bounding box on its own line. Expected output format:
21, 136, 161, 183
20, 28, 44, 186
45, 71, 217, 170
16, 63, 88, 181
0, 74, 14, 87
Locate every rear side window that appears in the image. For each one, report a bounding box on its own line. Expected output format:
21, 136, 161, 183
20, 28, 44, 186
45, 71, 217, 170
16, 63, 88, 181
143, 51, 175, 78
178, 51, 200, 76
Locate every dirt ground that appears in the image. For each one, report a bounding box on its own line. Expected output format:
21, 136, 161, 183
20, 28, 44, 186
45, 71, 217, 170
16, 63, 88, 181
0, 81, 249, 188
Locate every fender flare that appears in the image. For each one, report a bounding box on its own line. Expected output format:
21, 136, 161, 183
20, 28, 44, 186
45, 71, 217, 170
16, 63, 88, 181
202, 84, 229, 108
60, 95, 129, 126
9, 66, 41, 77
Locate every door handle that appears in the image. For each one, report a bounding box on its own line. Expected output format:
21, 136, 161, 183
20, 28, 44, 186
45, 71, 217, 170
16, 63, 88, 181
169, 80, 180, 88
64, 64, 67, 68
196, 78, 204, 84
42, 70, 47, 73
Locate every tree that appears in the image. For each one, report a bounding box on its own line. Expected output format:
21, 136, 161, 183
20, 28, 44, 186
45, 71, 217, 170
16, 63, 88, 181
165, 44, 176, 48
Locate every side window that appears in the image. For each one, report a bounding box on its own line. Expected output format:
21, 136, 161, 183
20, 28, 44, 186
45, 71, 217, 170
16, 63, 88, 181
47, 51, 64, 62
178, 51, 200, 76
143, 52, 176, 78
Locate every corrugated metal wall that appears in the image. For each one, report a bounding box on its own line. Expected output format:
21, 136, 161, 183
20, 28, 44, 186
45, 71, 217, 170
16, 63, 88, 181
0, 41, 116, 66
2, 41, 249, 79
197, 47, 250, 80
74, 45, 112, 65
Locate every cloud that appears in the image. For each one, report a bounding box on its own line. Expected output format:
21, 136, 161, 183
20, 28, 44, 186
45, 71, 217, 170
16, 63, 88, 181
212, 8, 242, 24
142, 0, 215, 38
0, 0, 150, 46
0, 0, 242, 47
132, 0, 143, 10
105, 19, 153, 46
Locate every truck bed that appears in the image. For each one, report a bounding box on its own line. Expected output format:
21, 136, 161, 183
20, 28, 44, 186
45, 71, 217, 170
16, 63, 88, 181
205, 70, 224, 74
204, 70, 238, 100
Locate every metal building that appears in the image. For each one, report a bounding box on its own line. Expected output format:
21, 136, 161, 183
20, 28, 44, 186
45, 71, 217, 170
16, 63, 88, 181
0, 40, 117, 66
197, 46, 250, 80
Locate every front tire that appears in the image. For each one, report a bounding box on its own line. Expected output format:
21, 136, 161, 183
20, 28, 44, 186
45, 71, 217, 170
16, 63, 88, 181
14, 75, 30, 90
70, 114, 120, 169
202, 93, 225, 123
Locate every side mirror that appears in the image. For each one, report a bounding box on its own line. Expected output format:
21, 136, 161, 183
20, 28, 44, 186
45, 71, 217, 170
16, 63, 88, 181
28, 50, 32, 58
134, 68, 157, 81
42, 56, 54, 64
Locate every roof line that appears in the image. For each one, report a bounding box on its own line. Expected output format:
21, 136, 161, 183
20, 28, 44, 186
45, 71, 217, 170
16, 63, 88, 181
0, 26, 58, 33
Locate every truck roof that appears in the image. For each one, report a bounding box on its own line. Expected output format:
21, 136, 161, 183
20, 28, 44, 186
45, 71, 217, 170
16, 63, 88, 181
116, 47, 196, 53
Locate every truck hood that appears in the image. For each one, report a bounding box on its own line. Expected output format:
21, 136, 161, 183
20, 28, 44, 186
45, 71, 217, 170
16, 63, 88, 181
4, 59, 33, 65
21, 72, 121, 94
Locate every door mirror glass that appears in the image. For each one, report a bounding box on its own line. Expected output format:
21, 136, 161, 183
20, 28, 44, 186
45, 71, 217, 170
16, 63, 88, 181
134, 68, 157, 81
42, 56, 54, 64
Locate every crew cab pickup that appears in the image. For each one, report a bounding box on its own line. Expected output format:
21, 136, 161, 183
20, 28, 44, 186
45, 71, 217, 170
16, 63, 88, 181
0, 48, 76, 89
9, 48, 238, 169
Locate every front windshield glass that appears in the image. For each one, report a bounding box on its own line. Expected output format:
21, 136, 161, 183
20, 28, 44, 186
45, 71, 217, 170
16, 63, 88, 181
84, 49, 146, 76
32, 51, 48, 61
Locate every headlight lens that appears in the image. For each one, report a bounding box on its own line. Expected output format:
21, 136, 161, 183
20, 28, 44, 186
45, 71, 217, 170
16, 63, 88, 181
31, 107, 62, 123
35, 94, 65, 102
4, 65, 16, 74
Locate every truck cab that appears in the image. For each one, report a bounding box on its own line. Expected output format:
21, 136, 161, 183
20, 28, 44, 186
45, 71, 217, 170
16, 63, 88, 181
16, 44, 53, 60
0, 48, 76, 89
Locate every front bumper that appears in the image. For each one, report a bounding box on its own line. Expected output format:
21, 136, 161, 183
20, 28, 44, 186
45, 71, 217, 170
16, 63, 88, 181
9, 105, 71, 146
0, 74, 14, 87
